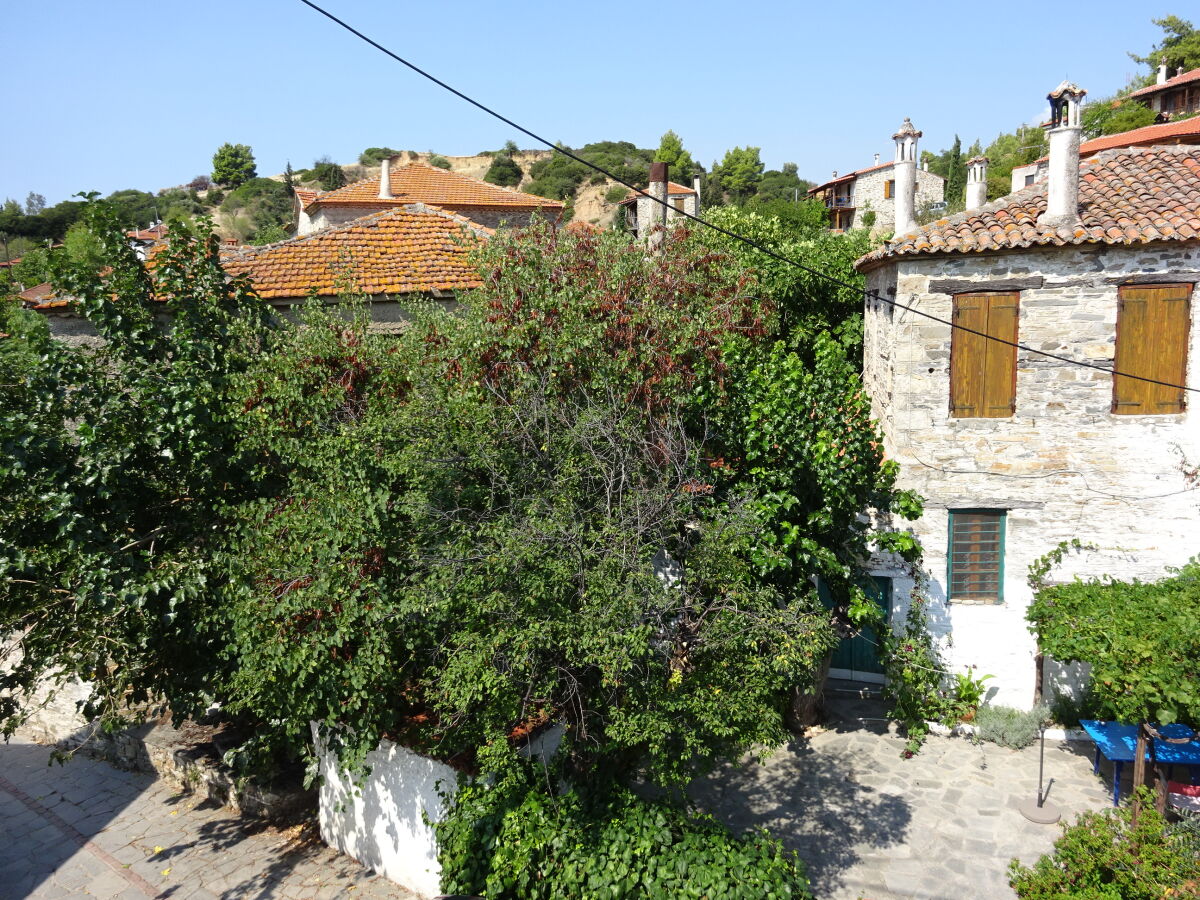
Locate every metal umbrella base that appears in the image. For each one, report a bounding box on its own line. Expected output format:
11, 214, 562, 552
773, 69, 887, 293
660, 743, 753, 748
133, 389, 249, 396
1019, 724, 1061, 824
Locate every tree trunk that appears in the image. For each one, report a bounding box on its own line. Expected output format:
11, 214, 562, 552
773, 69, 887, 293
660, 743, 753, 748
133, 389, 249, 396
1131, 724, 1148, 825
786, 652, 832, 733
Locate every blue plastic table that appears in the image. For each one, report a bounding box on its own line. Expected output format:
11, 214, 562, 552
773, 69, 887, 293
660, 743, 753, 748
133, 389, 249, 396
1080, 720, 1200, 805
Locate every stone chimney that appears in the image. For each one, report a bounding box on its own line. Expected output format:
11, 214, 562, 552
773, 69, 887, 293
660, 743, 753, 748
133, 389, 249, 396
965, 156, 990, 211
892, 117, 921, 236
873, 153, 880, 165
1038, 82, 1087, 229
1158, 57, 1170, 85
378, 157, 393, 200
637, 161, 669, 246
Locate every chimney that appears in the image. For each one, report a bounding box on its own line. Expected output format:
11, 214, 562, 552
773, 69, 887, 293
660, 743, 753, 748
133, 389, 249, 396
692, 173, 703, 215
873, 153, 880, 165
1158, 56, 1170, 85
637, 161, 670, 246
378, 157, 393, 200
965, 156, 990, 211
832, 170, 838, 179
892, 117, 922, 236
1038, 82, 1087, 229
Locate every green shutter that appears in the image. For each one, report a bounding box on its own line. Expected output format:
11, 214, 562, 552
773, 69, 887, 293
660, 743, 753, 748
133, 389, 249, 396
947, 510, 1005, 603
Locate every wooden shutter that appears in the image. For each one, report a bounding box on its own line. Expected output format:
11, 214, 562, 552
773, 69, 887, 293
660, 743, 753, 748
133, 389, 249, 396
950, 293, 1019, 418
948, 511, 1004, 603
884, 180, 894, 199
1113, 284, 1191, 415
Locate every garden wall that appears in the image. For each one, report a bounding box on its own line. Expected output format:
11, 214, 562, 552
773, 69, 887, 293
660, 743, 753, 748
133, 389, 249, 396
312, 725, 458, 898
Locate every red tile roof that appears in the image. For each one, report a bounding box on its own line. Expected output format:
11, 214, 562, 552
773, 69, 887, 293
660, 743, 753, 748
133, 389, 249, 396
617, 181, 697, 206
1129, 67, 1200, 99
304, 162, 563, 212
127, 223, 168, 242
222, 204, 488, 300
294, 188, 318, 208
19, 282, 68, 310
1079, 116, 1200, 156
856, 145, 1200, 269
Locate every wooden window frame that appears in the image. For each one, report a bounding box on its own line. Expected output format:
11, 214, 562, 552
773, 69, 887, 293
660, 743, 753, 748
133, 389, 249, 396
1112, 283, 1191, 416
947, 509, 1006, 604
884, 179, 895, 200
949, 292, 1020, 418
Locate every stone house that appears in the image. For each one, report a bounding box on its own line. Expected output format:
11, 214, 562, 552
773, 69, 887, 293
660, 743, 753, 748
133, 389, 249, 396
295, 159, 564, 235
1129, 63, 1200, 121
807, 120, 945, 233
853, 83, 1200, 708
618, 164, 700, 238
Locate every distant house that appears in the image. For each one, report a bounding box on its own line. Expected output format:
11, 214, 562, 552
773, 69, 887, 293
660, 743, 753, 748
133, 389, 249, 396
618, 166, 700, 238
807, 120, 945, 233
223, 203, 488, 330
296, 160, 564, 235
852, 81, 1200, 707
1128, 63, 1200, 121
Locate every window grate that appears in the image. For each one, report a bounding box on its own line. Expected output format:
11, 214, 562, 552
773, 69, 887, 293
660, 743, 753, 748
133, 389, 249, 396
948, 510, 1005, 603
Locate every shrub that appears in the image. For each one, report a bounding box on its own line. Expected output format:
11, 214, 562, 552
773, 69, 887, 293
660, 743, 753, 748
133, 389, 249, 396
427, 153, 451, 170
311, 157, 347, 192
1008, 788, 1200, 898
879, 592, 956, 755
437, 772, 813, 899
974, 704, 1049, 749
604, 185, 629, 204
358, 146, 399, 166
1049, 687, 1108, 729
483, 153, 523, 187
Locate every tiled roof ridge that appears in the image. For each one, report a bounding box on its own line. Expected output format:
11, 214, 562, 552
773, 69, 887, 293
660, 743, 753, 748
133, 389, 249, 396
855, 144, 1200, 268
306, 161, 563, 210
1129, 67, 1200, 98
808, 161, 947, 193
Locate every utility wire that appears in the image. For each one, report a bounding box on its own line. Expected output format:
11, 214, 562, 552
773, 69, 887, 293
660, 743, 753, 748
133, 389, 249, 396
297, 0, 1199, 397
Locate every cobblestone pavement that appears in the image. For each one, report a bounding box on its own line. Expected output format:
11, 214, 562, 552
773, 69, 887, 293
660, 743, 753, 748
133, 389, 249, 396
693, 693, 1112, 900
0, 739, 419, 900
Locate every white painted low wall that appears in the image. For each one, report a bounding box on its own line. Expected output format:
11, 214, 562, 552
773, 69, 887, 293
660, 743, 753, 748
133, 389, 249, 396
312, 724, 458, 898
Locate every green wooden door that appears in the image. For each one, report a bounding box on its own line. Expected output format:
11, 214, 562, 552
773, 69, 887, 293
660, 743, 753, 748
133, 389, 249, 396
822, 577, 891, 680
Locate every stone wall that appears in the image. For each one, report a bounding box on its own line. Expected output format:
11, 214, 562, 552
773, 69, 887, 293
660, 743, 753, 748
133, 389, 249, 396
863, 242, 1200, 707
849, 167, 945, 231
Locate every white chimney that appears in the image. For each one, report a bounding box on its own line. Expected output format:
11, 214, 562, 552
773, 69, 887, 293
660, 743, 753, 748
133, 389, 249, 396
873, 153, 880, 165
1038, 82, 1087, 229
378, 157, 393, 200
692, 173, 702, 215
965, 156, 990, 211
1158, 57, 1170, 85
832, 170, 838, 179
892, 117, 921, 236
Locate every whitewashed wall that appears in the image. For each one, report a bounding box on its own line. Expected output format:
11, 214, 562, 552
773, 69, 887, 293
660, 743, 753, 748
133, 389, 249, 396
313, 726, 458, 898
864, 242, 1200, 708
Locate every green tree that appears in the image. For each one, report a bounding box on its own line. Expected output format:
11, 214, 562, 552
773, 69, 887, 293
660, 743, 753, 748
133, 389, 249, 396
713, 146, 764, 203
0, 203, 271, 740
358, 146, 400, 167
1082, 96, 1158, 138
211, 143, 257, 188
1131, 16, 1200, 75
922, 135, 966, 204
24, 193, 46, 216
220, 177, 293, 243
311, 157, 347, 192
525, 141, 655, 200
654, 130, 696, 182
483, 146, 523, 187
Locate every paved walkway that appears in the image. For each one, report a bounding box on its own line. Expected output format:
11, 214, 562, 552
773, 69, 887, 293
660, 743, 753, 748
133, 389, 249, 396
693, 692, 1112, 900
0, 739, 418, 900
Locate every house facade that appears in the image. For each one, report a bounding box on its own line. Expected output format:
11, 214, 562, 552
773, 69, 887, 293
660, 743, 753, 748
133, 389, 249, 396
808, 123, 945, 233
619, 166, 700, 238
1128, 63, 1200, 120
855, 91, 1200, 708
296, 160, 564, 235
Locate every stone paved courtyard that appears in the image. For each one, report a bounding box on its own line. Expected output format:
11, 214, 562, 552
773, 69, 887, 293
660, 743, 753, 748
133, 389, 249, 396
693, 690, 1112, 900
0, 739, 418, 900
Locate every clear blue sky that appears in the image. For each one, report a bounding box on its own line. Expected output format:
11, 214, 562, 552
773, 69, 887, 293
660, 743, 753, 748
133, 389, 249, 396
2, 0, 1175, 206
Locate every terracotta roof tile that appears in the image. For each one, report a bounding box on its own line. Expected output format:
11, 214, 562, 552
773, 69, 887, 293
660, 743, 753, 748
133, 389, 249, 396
1078, 117, 1200, 156
18, 282, 66, 310
1128, 67, 1200, 99
857, 145, 1200, 268
222, 204, 487, 300
808, 161, 945, 194
304, 162, 563, 212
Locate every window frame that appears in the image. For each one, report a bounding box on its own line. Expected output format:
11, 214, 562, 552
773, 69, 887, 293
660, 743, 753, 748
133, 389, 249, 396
884, 179, 895, 199
946, 509, 1006, 604
949, 291, 1020, 419
1112, 282, 1192, 416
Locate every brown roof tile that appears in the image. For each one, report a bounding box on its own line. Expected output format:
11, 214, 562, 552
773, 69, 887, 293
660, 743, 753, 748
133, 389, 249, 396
304, 162, 563, 212
1128, 67, 1200, 99
222, 204, 488, 300
856, 145, 1200, 269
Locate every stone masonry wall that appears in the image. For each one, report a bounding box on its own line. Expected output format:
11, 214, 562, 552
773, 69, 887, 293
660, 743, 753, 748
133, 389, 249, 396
863, 242, 1200, 708
851, 168, 945, 231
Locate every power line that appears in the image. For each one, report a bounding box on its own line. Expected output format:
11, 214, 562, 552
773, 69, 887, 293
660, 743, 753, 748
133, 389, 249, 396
296, 0, 1199, 397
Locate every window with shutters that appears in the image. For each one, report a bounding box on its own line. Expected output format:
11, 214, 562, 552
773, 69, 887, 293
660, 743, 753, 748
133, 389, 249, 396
950, 292, 1020, 418
947, 510, 1005, 603
884, 180, 895, 199
1112, 283, 1191, 415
